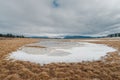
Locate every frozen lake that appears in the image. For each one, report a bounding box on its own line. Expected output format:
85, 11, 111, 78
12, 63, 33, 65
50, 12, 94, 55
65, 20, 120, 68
8, 40, 116, 65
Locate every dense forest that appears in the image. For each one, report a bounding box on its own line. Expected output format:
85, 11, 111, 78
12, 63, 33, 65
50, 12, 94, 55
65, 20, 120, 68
0, 33, 24, 38
107, 33, 120, 37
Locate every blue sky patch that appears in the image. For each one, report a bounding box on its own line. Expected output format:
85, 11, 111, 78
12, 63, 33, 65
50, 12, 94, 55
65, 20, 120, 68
53, 0, 59, 8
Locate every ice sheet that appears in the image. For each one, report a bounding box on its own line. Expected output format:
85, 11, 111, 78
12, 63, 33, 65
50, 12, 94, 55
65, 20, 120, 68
8, 41, 116, 65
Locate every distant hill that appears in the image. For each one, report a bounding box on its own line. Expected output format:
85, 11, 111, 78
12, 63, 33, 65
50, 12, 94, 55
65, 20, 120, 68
63, 35, 94, 39
29, 35, 95, 39
29, 36, 49, 39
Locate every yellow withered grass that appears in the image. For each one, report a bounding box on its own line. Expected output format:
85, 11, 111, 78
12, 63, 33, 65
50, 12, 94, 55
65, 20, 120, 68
0, 38, 120, 80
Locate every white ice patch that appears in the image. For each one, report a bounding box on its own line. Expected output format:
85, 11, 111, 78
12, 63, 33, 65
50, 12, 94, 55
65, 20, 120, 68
8, 42, 116, 65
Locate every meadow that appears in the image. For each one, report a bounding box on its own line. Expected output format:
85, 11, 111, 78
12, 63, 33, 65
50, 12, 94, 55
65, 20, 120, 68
0, 38, 120, 80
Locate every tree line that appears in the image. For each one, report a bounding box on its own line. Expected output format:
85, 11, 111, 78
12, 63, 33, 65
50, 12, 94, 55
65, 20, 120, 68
0, 33, 24, 38
107, 33, 120, 37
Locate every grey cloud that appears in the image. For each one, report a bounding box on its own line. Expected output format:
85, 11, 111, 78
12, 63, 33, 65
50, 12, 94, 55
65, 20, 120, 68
0, 0, 120, 36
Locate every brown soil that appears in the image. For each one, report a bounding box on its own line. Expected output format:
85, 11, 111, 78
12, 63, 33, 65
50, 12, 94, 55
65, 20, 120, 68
0, 38, 120, 80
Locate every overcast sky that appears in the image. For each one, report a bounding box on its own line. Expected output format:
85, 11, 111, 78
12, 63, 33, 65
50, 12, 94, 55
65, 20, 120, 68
0, 0, 120, 36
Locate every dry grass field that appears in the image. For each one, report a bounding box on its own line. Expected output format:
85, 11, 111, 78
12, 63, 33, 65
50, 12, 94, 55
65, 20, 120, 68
0, 38, 120, 80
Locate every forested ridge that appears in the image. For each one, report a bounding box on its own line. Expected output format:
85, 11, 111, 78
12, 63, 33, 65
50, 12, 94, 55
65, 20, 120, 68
0, 33, 24, 38
107, 33, 120, 37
